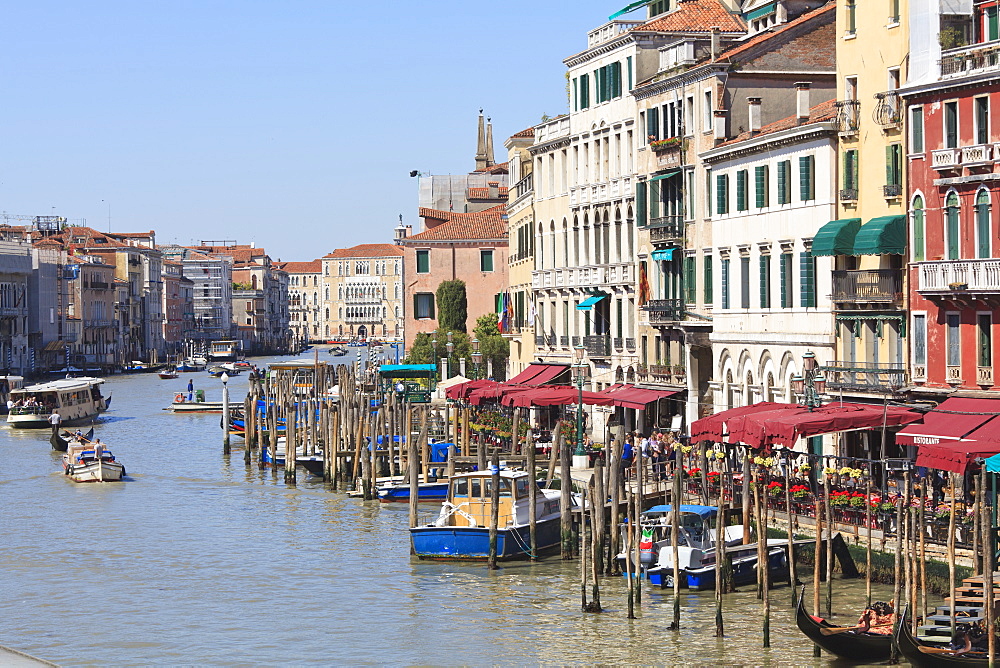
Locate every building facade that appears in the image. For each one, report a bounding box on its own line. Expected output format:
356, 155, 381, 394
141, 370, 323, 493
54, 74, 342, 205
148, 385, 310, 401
322, 244, 405, 342
280, 260, 323, 346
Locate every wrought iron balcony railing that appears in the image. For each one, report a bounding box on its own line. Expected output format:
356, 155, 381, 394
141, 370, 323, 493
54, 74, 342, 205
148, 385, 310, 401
832, 269, 903, 303
872, 91, 902, 128
819, 361, 906, 394
583, 335, 611, 357
645, 298, 685, 323
835, 100, 860, 134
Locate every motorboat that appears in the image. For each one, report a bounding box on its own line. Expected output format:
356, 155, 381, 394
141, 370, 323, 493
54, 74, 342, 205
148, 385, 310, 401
7, 377, 110, 428
62, 438, 125, 482
647, 538, 789, 590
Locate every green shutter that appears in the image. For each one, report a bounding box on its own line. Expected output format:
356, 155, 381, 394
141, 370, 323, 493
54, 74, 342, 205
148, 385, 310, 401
648, 107, 660, 140
636, 180, 648, 226
704, 255, 713, 305
721, 258, 730, 309
759, 255, 770, 308
716, 174, 728, 214
844, 150, 858, 191
626, 56, 633, 91
799, 250, 816, 308
990, 7, 999, 42
481, 250, 494, 272
736, 170, 747, 211
799, 155, 815, 201
911, 107, 924, 153
777, 161, 788, 204
977, 97, 990, 144
885, 145, 901, 186
779, 253, 792, 308
581, 74, 589, 109
649, 179, 660, 219
755, 165, 768, 208
684, 256, 696, 304
913, 204, 925, 262
977, 193, 991, 258
572, 78, 578, 111
416, 250, 429, 273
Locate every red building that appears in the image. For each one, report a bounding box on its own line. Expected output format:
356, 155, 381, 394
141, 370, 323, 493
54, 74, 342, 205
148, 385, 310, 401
902, 20, 1000, 395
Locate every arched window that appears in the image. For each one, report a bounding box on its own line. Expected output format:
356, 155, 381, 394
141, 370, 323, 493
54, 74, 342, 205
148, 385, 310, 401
326, 308, 330, 320
946, 191, 960, 260
976, 189, 991, 258
912, 195, 925, 261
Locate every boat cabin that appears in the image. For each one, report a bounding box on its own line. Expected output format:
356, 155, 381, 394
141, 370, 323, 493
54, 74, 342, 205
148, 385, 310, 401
447, 470, 557, 528
7, 377, 107, 426
0, 375, 24, 408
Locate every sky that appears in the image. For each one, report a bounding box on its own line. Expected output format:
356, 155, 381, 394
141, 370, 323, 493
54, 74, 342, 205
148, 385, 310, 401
0, 1, 631, 261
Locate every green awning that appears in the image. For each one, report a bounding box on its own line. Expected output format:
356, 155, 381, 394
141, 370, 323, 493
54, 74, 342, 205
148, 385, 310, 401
745, 2, 777, 20
610, 0, 651, 19
852, 215, 906, 255
651, 249, 675, 261
811, 218, 861, 256
577, 294, 608, 311
649, 170, 680, 182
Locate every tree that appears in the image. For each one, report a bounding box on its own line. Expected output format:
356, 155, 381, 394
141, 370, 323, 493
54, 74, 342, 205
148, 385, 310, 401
473, 313, 509, 380
403, 329, 472, 374
436, 280, 468, 333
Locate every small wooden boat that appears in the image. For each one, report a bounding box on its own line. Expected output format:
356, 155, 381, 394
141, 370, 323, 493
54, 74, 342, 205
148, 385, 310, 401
175, 359, 206, 372
377, 480, 450, 503
50, 427, 94, 452
62, 439, 125, 482
330, 346, 349, 357
169, 398, 226, 413
895, 605, 991, 667
795, 587, 893, 662
158, 369, 179, 379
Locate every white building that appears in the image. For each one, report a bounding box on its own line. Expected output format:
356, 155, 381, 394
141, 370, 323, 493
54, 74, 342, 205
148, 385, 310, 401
700, 96, 838, 423
280, 260, 323, 345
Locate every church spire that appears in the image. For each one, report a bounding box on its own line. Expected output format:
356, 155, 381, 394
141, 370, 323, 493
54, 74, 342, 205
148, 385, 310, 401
475, 109, 488, 171
485, 117, 495, 168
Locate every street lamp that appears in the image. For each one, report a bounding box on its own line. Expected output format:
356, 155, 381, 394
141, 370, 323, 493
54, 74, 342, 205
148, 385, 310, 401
431, 336, 438, 379
790, 351, 826, 411
471, 338, 482, 380
573, 344, 588, 465
446, 331, 454, 379
221, 372, 231, 453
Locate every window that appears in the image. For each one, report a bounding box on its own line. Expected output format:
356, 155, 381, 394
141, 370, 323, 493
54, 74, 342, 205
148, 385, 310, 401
572, 78, 578, 111
779, 253, 793, 308
703, 90, 713, 132
846, 0, 856, 33
646, 106, 660, 141
976, 96, 990, 145
740, 256, 750, 309
579, 74, 590, 109
480, 249, 494, 272
716, 173, 729, 215
945, 101, 958, 148
636, 180, 647, 226
703, 255, 713, 305
844, 149, 859, 193
594, 62, 622, 104
913, 314, 927, 367
946, 191, 960, 260
759, 254, 771, 308
777, 160, 791, 204
890, 0, 900, 22
705, 168, 712, 217
977, 190, 991, 258
988, 5, 1000, 41
414, 293, 435, 320
980, 313, 993, 369
799, 249, 816, 307
416, 249, 430, 274
947, 313, 961, 367
721, 258, 730, 309
736, 170, 748, 211
910, 106, 924, 153
686, 170, 695, 220
626, 56, 633, 91
755, 165, 769, 208
912, 195, 925, 261
684, 255, 696, 304
799, 155, 815, 201
885, 144, 901, 191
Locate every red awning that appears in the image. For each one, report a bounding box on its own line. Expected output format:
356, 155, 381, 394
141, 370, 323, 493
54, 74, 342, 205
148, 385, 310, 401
757, 403, 923, 447
598, 384, 680, 410
507, 363, 569, 385
896, 398, 1000, 446
501, 385, 616, 408
445, 379, 500, 400
914, 439, 1000, 473
468, 383, 535, 406
689, 402, 792, 442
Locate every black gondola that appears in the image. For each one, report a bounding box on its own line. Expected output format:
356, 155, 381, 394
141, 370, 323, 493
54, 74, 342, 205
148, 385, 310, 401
794, 587, 893, 662
50, 427, 94, 452
895, 605, 991, 668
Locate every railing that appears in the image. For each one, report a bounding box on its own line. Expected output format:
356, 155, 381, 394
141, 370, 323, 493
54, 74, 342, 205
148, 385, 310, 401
86, 281, 111, 290
820, 361, 906, 393
583, 335, 611, 357
648, 215, 684, 242
559, 336, 569, 347
947, 365, 962, 383
917, 259, 1000, 292
962, 144, 992, 165
931, 148, 961, 169
84, 320, 114, 328
625, 337, 636, 350
912, 364, 927, 380
613, 337, 623, 350
978, 366, 994, 386
839, 188, 858, 201
514, 172, 533, 200
571, 336, 580, 346
941, 40, 1000, 77
831, 269, 902, 303
883, 184, 902, 198
872, 91, 902, 128
835, 100, 860, 134
645, 298, 685, 323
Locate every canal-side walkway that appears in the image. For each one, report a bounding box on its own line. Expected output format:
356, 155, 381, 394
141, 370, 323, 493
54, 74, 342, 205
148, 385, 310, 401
0, 643, 57, 666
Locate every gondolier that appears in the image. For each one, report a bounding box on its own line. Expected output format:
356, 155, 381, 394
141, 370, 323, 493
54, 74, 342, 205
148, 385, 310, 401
48, 410, 61, 430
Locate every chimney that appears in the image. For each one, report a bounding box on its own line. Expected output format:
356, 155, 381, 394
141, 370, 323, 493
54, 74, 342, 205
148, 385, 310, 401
795, 82, 811, 123
713, 109, 727, 143
488, 181, 499, 198
748, 97, 762, 134
486, 117, 495, 167
711, 27, 721, 61
475, 110, 487, 171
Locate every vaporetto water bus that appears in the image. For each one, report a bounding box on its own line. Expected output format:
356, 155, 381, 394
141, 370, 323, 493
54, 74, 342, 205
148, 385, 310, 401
6, 377, 110, 428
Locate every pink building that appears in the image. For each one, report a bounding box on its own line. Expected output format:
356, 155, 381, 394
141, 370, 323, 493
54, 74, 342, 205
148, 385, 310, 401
399, 204, 508, 347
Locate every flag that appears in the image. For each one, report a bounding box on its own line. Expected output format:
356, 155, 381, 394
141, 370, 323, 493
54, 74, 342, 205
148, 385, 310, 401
527, 299, 536, 326
497, 293, 506, 333
504, 291, 514, 333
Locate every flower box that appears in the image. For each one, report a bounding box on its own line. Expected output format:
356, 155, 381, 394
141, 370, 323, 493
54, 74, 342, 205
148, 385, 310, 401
649, 137, 683, 152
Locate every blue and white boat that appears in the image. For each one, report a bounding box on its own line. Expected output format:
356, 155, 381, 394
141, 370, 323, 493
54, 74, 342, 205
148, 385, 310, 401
377, 480, 450, 503
410, 468, 568, 560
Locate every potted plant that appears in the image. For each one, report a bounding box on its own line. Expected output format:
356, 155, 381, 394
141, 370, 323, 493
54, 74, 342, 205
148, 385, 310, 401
649, 136, 683, 151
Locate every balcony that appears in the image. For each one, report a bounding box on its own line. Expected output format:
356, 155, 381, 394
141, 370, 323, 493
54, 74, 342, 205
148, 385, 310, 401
931, 148, 961, 171
872, 91, 902, 129
625, 337, 636, 350
514, 172, 533, 200
531, 262, 633, 290
978, 366, 994, 386
87, 281, 111, 290
835, 100, 860, 134
820, 361, 906, 394
883, 184, 902, 198
559, 336, 569, 347
839, 188, 858, 201
648, 215, 684, 243
84, 320, 114, 328
962, 144, 993, 167
650, 363, 686, 385
613, 336, 623, 350
947, 365, 962, 384
645, 298, 685, 324
832, 269, 902, 304
583, 335, 611, 358
941, 40, 1000, 78
917, 259, 1000, 293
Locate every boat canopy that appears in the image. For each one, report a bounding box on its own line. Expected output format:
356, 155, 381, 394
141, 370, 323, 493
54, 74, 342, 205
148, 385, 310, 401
645, 504, 717, 518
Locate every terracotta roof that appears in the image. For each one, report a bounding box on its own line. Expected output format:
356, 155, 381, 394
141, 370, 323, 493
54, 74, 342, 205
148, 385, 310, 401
718, 2, 835, 62
636, 0, 745, 34
472, 162, 509, 174
715, 98, 837, 147
407, 204, 508, 242
322, 244, 405, 259
34, 226, 133, 250
467, 186, 509, 200
276, 260, 323, 273
510, 127, 535, 139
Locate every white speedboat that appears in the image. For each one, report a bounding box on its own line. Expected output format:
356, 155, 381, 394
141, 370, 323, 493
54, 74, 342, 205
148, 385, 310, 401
62, 440, 124, 482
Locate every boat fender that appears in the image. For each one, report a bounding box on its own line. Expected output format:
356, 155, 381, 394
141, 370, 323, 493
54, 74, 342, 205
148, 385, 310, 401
175, 393, 184, 403
120, 466, 126, 477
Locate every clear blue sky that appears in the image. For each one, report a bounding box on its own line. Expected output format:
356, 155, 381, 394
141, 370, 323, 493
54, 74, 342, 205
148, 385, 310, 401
1, 1, 631, 261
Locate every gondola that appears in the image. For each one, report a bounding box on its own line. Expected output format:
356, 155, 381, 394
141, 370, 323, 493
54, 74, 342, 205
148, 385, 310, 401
794, 587, 893, 662
50, 427, 94, 452
895, 605, 991, 667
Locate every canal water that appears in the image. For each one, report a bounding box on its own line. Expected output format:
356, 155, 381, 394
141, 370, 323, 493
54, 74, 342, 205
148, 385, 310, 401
1, 352, 900, 666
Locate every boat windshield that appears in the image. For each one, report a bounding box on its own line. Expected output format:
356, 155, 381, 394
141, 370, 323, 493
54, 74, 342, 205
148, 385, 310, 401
451, 476, 512, 499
